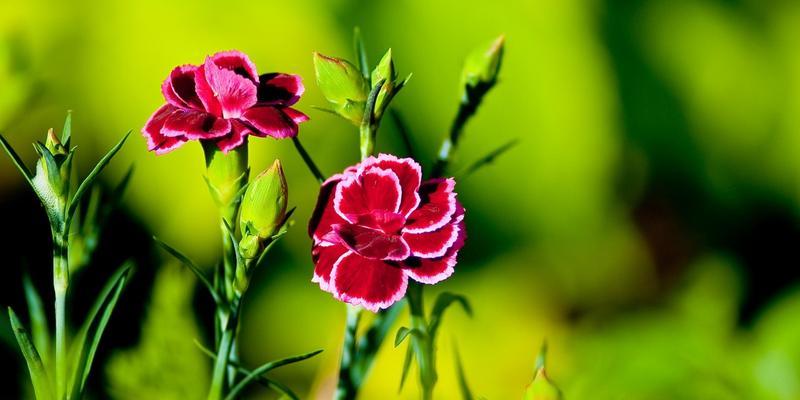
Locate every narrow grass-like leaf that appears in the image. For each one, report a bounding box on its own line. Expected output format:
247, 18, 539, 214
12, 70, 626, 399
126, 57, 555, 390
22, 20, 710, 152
154, 237, 223, 307
224, 349, 323, 400
429, 292, 472, 338
0, 133, 33, 185
454, 342, 474, 400
310, 105, 339, 116
398, 344, 414, 392
22, 275, 49, 366
8, 307, 53, 400
394, 326, 424, 347
65, 131, 130, 230
61, 111, 72, 144
67, 261, 132, 398
353, 26, 369, 79
193, 340, 300, 399
76, 265, 130, 393
460, 138, 519, 178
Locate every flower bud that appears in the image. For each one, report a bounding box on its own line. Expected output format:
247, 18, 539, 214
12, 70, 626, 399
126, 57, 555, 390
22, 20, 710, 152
239, 159, 288, 241
313, 52, 368, 124
32, 128, 73, 222
460, 35, 505, 91
524, 367, 562, 400
45, 128, 68, 156
370, 48, 397, 119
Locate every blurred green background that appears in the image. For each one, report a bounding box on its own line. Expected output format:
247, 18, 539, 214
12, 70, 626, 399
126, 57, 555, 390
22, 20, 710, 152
1, 0, 800, 398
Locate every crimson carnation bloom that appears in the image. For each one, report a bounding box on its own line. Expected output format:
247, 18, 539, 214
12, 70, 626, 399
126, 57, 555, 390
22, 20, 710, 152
308, 154, 466, 312
143, 50, 308, 154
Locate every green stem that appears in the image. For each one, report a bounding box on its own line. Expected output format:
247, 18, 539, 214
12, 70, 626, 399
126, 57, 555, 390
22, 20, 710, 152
432, 97, 477, 178
336, 304, 361, 400
53, 229, 68, 400
292, 137, 325, 184
407, 283, 436, 400
208, 299, 240, 400
359, 123, 377, 160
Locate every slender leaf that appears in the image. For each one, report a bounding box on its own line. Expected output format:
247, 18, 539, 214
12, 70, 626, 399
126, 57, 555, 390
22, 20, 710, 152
61, 111, 72, 144
77, 267, 129, 393
0, 133, 33, 185
429, 292, 472, 338
22, 275, 49, 366
8, 307, 53, 400
454, 342, 474, 400
460, 138, 519, 177
224, 349, 324, 400
65, 131, 130, 230
353, 26, 369, 79
67, 261, 132, 398
310, 105, 339, 116
194, 340, 300, 400
154, 237, 223, 307
398, 344, 414, 392
395, 327, 411, 347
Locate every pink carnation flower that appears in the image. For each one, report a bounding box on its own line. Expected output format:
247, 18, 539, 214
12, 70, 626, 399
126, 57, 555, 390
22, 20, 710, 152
143, 50, 308, 154
308, 154, 466, 312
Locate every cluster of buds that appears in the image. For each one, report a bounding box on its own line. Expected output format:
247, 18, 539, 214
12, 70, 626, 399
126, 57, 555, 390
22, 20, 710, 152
313, 48, 409, 127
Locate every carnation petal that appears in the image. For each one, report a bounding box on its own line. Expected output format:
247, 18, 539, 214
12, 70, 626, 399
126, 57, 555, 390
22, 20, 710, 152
402, 251, 458, 284
162, 64, 203, 110
334, 168, 402, 222
402, 222, 460, 258
330, 223, 410, 261
404, 178, 458, 233
311, 243, 348, 292
215, 120, 250, 152
210, 50, 259, 82
202, 56, 258, 119
360, 154, 422, 217
283, 107, 310, 124
142, 104, 187, 154
161, 109, 231, 139
331, 251, 408, 312
308, 174, 348, 243
240, 107, 298, 139
257, 73, 305, 106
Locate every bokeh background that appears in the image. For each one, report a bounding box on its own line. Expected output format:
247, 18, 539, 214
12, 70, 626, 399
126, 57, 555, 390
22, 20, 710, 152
1, 0, 799, 398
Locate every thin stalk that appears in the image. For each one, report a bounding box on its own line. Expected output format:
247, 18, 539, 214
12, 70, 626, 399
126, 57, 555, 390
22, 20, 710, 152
291, 137, 325, 184
432, 98, 477, 178
407, 283, 435, 400
359, 123, 377, 160
208, 298, 240, 400
52, 228, 69, 400
336, 304, 361, 400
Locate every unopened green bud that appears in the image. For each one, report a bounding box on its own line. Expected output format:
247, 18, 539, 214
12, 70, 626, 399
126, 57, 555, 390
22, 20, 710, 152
238, 234, 260, 260
524, 368, 562, 400
460, 35, 505, 91
239, 159, 288, 240
370, 48, 397, 119
313, 52, 368, 124
45, 128, 67, 156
